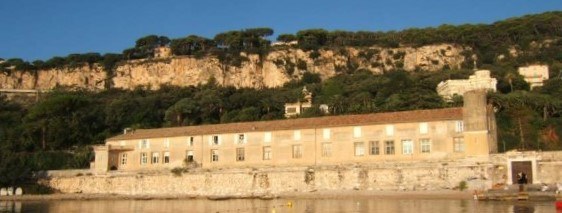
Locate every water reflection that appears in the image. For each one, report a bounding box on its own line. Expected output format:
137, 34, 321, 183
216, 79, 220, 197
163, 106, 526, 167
0, 201, 21, 212
513, 205, 534, 213
0, 198, 556, 213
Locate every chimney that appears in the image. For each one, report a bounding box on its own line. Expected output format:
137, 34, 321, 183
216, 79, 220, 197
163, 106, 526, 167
123, 128, 133, 135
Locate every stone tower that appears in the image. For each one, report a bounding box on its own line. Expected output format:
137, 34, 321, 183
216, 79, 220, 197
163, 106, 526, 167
462, 90, 498, 155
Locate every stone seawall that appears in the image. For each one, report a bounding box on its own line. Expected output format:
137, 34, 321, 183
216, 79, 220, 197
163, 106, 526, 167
42, 160, 494, 196
42, 151, 562, 196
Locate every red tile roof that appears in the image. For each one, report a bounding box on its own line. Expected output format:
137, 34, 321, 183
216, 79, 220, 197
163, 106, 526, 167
107, 107, 463, 141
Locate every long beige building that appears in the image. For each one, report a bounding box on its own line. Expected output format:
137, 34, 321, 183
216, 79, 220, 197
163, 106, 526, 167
92, 91, 497, 174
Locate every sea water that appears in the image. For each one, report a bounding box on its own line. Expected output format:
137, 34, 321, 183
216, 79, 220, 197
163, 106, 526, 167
0, 198, 555, 213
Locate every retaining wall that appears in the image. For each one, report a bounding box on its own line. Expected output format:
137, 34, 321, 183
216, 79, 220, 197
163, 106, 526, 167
42, 161, 493, 196
41, 151, 562, 196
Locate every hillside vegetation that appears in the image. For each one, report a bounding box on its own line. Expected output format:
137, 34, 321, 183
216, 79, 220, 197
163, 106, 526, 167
1, 11, 561, 188
1, 11, 561, 73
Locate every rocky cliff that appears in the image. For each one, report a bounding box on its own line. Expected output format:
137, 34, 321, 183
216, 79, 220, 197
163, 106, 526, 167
0, 44, 468, 90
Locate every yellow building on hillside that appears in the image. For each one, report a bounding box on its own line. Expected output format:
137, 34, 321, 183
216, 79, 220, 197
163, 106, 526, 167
91, 91, 497, 174
518, 65, 549, 89
284, 87, 313, 117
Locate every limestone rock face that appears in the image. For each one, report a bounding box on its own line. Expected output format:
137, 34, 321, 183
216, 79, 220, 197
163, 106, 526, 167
0, 44, 467, 90
0, 71, 37, 89
37, 65, 106, 90
0, 64, 106, 90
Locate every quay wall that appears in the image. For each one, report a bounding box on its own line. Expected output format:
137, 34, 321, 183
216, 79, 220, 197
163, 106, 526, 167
42, 160, 494, 196
41, 151, 562, 196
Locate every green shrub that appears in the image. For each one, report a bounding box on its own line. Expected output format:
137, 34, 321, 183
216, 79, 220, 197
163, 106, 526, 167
23, 183, 55, 195
171, 167, 185, 177
458, 181, 467, 191
309, 50, 321, 60
297, 59, 308, 70
393, 51, 405, 60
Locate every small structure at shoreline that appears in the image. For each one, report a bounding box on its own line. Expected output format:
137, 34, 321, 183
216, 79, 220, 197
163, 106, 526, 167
15, 187, 23, 196
0, 187, 23, 197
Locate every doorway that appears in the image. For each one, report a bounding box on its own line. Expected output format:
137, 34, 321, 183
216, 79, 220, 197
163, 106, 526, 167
511, 161, 533, 184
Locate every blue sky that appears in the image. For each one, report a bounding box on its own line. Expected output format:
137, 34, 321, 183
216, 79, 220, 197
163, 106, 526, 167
1, 0, 561, 61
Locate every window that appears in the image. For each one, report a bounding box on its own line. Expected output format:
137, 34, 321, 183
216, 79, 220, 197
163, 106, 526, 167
292, 145, 302, 159
164, 138, 170, 149
264, 132, 272, 143
163, 152, 170, 164
294, 130, 301, 141
263, 146, 272, 160
354, 142, 365, 156
353, 127, 362, 138
322, 143, 332, 157
121, 153, 127, 165
323, 129, 331, 140
286, 107, 297, 113
188, 137, 194, 147
385, 140, 395, 155
236, 148, 245, 161
140, 152, 148, 165
386, 125, 394, 136
211, 135, 220, 145
211, 149, 219, 162
151, 152, 160, 164
236, 134, 246, 144
402, 140, 413, 155
454, 137, 465, 152
455, 121, 464, 133
140, 139, 150, 149
369, 141, 380, 155
186, 150, 194, 162
420, 139, 431, 153
419, 123, 429, 134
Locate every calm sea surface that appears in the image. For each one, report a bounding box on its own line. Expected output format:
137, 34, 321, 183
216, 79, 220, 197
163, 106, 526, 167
0, 198, 557, 213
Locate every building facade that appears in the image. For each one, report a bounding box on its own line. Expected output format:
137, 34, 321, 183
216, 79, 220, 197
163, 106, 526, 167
284, 87, 313, 117
154, 47, 172, 58
92, 91, 497, 174
436, 70, 497, 100
518, 65, 549, 89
